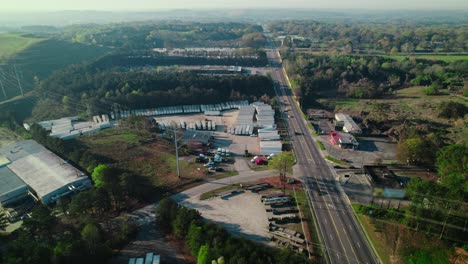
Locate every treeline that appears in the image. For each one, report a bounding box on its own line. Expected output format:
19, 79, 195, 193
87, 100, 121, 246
61, 22, 265, 49
282, 53, 467, 107
33, 67, 273, 120
157, 198, 313, 264
3, 204, 136, 263
402, 143, 467, 241
269, 20, 467, 53
92, 52, 268, 68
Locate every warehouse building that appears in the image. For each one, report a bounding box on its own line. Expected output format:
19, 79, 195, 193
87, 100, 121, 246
334, 113, 362, 135
0, 140, 91, 205
0, 159, 29, 206
260, 141, 283, 155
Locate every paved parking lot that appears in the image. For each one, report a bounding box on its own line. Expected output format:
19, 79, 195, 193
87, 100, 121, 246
319, 135, 397, 166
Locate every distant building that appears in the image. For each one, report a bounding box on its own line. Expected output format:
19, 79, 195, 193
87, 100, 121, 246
0, 140, 91, 205
334, 113, 362, 135
330, 131, 359, 150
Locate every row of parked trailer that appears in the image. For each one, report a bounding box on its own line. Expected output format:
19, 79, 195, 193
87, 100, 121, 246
226, 124, 254, 135
156, 119, 216, 131
112, 100, 249, 119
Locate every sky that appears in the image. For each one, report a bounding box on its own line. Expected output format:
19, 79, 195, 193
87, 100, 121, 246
2, 0, 468, 11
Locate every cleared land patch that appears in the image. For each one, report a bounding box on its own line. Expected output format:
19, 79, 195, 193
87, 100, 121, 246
0, 34, 44, 62
78, 127, 205, 190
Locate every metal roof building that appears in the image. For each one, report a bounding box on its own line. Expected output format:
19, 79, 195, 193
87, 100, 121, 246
0, 165, 29, 206
260, 141, 283, 155
0, 140, 91, 205
335, 113, 362, 135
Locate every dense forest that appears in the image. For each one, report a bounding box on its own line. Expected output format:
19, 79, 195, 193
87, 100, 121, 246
269, 20, 467, 53
32, 65, 273, 120
60, 22, 266, 49
156, 198, 313, 264
282, 53, 467, 107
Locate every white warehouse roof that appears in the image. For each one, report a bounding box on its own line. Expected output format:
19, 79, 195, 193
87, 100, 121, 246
335, 113, 362, 134
2, 140, 91, 204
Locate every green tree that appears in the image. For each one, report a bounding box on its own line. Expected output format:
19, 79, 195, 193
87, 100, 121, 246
436, 144, 468, 194
197, 245, 210, 264
268, 152, 295, 181
173, 207, 201, 238
157, 198, 179, 232
81, 223, 101, 254
187, 223, 203, 256
397, 136, 435, 167
91, 164, 108, 188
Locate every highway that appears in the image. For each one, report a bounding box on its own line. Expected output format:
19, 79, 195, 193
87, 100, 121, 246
264, 31, 378, 264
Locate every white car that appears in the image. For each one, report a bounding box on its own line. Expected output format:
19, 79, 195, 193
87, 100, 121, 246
250, 156, 259, 163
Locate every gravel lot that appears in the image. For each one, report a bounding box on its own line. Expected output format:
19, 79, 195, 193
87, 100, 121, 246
180, 192, 271, 244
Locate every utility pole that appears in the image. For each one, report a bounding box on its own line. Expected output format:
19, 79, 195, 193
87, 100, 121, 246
13, 64, 24, 96
173, 128, 181, 178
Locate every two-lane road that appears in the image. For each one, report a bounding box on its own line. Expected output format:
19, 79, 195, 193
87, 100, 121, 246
265, 44, 378, 264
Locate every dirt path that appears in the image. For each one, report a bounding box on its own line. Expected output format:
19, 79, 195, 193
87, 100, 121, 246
110, 222, 186, 264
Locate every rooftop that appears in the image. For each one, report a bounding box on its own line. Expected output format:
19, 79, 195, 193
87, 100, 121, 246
0, 140, 89, 203
0, 166, 27, 199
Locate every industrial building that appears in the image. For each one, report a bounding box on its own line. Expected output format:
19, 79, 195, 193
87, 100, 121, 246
0, 140, 91, 205
334, 113, 362, 135
260, 141, 282, 155
253, 102, 275, 128
330, 131, 359, 150
36, 115, 112, 140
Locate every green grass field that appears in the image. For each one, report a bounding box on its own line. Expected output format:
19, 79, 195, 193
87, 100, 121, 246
0, 34, 45, 62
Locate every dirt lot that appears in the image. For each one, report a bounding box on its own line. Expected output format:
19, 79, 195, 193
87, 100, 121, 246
180, 191, 271, 244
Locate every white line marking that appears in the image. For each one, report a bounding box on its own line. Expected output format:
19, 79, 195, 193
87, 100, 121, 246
358, 242, 361, 248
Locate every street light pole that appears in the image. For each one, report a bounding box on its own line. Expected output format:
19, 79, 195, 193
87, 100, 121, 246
173, 128, 181, 178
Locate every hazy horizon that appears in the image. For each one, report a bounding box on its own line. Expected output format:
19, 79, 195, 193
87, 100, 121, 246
3, 0, 468, 12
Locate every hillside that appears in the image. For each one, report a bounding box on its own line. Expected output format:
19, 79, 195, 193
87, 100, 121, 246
0, 39, 111, 100
0, 33, 44, 62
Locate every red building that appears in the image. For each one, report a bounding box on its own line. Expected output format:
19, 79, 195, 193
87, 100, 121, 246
329, 131, 359, 150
